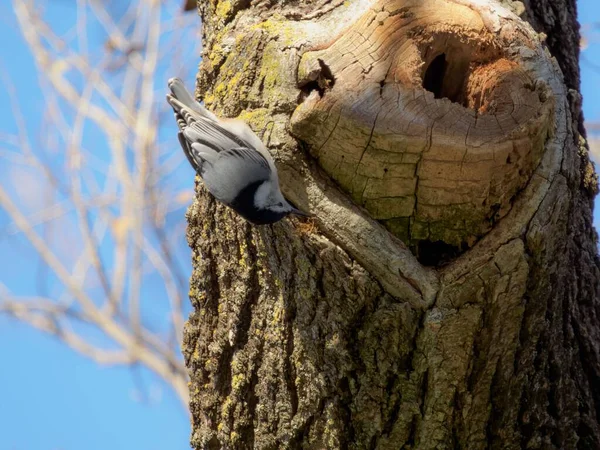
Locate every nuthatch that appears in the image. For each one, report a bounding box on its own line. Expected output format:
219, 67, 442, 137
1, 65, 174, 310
167, 78, 310, 224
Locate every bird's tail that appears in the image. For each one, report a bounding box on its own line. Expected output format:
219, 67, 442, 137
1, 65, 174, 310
166, 77, 218, 122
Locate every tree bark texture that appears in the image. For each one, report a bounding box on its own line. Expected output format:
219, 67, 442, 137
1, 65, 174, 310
182, 0, 600, 448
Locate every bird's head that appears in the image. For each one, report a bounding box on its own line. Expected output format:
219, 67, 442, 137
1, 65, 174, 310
250, 180, 311, 224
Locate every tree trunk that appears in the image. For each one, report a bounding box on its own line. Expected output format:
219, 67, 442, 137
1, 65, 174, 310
182, 0, 600, 448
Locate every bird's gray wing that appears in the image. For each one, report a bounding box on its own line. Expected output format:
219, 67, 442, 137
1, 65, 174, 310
177, 131, 202, 173
175, 106, 257, 174
182, 114, 251, 152
202, 147, 272, 204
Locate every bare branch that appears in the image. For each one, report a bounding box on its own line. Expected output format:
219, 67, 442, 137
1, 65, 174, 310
2, 0, 197, 411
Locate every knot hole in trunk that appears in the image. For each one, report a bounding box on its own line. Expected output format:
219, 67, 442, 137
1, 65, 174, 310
422, 53, 470, 107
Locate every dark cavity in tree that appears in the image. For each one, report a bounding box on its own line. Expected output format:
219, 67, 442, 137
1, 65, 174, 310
298, 59, 336, 102
422, 52, 470, 107
423, 53, 448, 99
415, 239, 467, 267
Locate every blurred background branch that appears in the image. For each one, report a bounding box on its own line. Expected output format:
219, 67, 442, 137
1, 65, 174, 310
183, 0, 197, 12
0, 0, 200, 411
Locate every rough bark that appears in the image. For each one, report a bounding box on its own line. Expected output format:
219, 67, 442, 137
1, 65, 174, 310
182, 0, 600, 448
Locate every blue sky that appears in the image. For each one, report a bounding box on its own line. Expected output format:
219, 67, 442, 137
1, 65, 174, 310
0, 1, 599, 450
574, 0, 600, 230
0, 2, 194, 450
581, 1, 600, 123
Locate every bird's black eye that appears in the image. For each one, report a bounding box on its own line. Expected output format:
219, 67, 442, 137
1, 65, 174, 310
278, 202, 284, 207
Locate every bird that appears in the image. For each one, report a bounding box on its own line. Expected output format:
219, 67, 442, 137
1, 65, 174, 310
166, 77, 311, 225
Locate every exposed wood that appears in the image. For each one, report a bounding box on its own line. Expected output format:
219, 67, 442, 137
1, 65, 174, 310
290, 0, 554, 251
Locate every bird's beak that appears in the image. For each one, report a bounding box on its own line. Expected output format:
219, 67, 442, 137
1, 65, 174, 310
290, 206, 313, 218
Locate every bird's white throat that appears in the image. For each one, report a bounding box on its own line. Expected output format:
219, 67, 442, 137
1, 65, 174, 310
253, 181, 273, 209
254, 180, 288, 212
